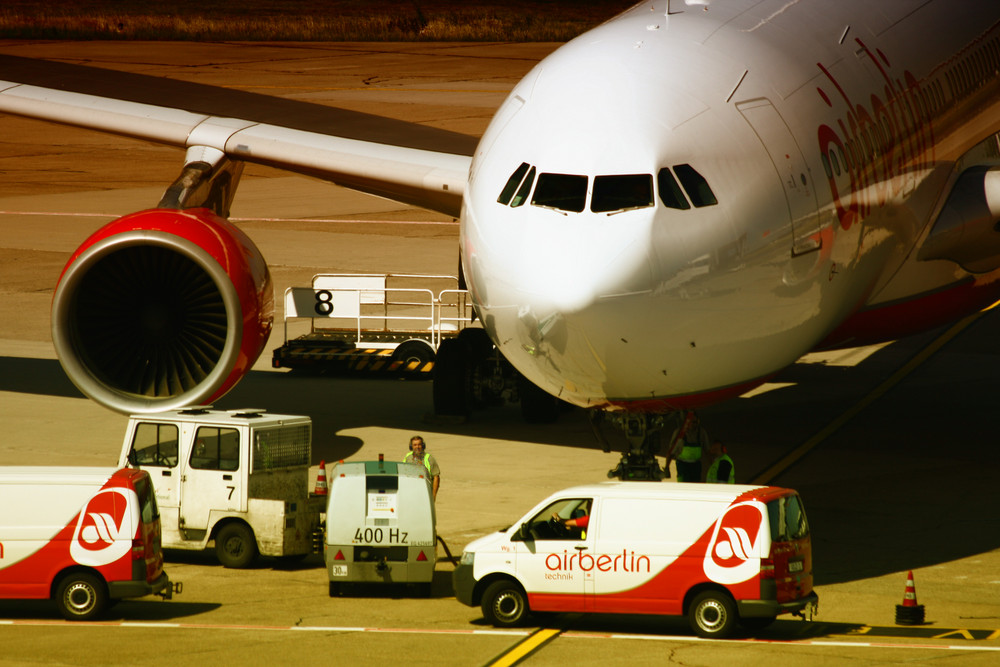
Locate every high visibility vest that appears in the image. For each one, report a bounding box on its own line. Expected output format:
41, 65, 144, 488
706, 454, 735, 484
404, 451, 432, 474
677, 432, 703, 462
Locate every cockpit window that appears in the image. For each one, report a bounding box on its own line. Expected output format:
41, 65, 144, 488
498, 164, 715, 214
591, 174, 654, 213
511, 166, 535, 207
673, 164, 718, 207
498, 162, 530, 205
531, 173, 588, 213
657, 168, 691, 210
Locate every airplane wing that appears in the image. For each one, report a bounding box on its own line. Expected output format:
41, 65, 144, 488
0, 54, 473, 217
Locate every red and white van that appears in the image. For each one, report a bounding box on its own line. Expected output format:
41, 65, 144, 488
453, 482, 817, 638
0, 466, 177, 620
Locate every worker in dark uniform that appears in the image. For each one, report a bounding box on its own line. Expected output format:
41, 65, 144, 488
666, 411, 710, 482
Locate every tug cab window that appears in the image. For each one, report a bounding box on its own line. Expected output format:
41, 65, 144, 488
531, 173, 588, 213
591, 174, 654, 213
128, 422, 179, 468
190, 427, 240, 472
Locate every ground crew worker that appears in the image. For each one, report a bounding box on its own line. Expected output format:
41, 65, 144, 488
706, 440, 735, 484
666, 411, 710, 482
403, 435, 440, 500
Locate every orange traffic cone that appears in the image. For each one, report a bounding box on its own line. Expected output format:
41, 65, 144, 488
314, 460, 328, 496
895, 570, 925, 625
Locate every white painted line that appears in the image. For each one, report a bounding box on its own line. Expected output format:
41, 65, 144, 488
3, 619, 998, 652
562, 631, 1000, 652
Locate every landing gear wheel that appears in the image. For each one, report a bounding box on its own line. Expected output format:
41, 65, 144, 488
688, 590, 737, 638
518, 373, 559, 423
56, 572, 107, 621
460, 328, 501, 408
215, 522, 258, 568
481, 579, 529, 627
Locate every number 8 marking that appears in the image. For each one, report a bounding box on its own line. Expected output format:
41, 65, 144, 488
315, 290, 333, 315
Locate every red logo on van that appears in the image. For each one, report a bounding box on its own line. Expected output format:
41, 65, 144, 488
70, 488, 137, 567
702, 501, 768, 585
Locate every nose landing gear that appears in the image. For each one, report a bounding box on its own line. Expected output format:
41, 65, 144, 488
589, 411, 679, 481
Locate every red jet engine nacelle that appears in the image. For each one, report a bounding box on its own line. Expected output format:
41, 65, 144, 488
52, 208, 273, 414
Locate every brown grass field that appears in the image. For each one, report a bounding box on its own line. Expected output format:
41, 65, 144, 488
0, 1, 637, 41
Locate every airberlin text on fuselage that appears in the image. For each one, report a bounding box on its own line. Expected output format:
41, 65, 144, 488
545, 549, 651, 574
817, 39, 936, 230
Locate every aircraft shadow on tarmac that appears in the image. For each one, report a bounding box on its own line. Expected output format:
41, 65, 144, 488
4, 308, 999, 589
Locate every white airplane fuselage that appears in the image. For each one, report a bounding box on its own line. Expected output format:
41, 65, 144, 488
462, 0, 1000, 412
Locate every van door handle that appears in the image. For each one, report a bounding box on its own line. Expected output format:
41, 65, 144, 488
162, 470, 171, 476
574, 545, 588, 551
223, 474, 232, 480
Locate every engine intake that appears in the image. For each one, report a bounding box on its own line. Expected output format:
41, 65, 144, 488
53, 208, 272, 414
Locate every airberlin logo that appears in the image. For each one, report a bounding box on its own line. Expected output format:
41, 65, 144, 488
702, 501, 767, 585
816, 39, 935, 231
69, 488, 137, 567
545, 549, 651, 574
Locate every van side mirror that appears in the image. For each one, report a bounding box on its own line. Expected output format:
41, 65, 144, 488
512, 522, 531, 542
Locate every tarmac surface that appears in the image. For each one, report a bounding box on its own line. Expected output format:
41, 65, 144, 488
1, 41, 999, 666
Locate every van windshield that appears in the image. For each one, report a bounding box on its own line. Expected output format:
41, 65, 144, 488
767, 494, 809, 541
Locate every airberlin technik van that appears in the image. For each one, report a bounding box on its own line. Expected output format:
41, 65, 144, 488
453, 482, 817, 638
0, 467, 177, 620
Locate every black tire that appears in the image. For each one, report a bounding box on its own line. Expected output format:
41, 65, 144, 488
392, 340, 435, 365
55, 572, 107, 621
329, 581, 341, 597
459, 327, 495, 360
688, 590, 737, 638
739, 615, 776, 632
215, 522, 258, 569
459, 328, 502, 408
518, 373, 559, 424
481, 579, 529, 627
433, 338, 470, 416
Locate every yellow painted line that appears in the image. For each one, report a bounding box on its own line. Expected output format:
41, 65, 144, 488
484, 627, 562, 667
751, 310, 983, 485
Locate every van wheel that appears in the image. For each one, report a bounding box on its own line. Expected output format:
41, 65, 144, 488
481, 579, 529, 627
216, 522, 258, 568
56, 572, 107, 621
688, 590, 737, 638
